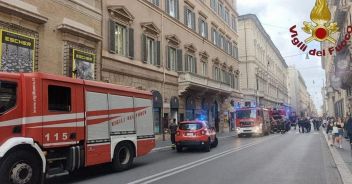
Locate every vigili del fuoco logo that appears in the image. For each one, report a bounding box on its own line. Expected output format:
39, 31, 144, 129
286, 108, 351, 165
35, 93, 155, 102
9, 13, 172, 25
289, 0, 352, 56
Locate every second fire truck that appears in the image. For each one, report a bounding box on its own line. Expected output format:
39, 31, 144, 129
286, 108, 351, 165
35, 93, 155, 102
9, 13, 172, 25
235, 107, 271, 137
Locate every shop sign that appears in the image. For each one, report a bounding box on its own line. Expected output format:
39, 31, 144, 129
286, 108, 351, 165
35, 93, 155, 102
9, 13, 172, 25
72, 49, 95, 80
0, 30, 35, 72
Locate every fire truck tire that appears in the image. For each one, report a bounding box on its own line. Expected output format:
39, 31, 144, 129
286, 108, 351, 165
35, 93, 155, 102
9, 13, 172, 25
0, 150, 41, 184
112, 143, 134, 172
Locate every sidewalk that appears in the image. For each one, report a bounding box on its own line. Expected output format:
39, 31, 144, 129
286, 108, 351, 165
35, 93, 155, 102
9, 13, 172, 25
152, 131, 237, 152
323, 131, 352, 184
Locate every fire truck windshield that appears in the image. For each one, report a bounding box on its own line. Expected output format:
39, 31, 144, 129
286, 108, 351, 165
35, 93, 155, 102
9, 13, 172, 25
236, 109, 256, 119
0, 81, 17, 115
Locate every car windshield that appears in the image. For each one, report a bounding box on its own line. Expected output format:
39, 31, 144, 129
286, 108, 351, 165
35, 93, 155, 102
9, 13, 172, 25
179, 123, 203, 130
0, 81, 17, 115
236, 109, 256, 119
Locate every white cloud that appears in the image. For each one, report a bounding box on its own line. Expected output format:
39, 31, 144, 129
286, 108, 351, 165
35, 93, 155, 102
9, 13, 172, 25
238, 0, 325, 113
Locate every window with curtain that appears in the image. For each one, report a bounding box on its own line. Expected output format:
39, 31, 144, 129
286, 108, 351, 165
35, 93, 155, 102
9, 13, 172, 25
210, 0, 218, 12
168, 47, 177, 71
199, 18, 207, 38
166, 0, 179, 18
115, 23, 127, 56
201, 61, 207, 76
185, 55, 196, 73
146, 37, 156, 65
151, 0, 159, 6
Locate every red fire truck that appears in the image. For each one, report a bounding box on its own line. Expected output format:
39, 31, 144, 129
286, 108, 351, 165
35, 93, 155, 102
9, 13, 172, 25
0, 72, 155, 184
235, 107, 271, 137
269, 107, 290, 133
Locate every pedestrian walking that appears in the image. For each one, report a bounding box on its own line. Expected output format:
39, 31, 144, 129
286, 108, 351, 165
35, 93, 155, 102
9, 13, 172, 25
313, 118, 317, 131
293, 118, 297, 130
305, 118, 311, 133
343, 117, 349, 139
322, 118, 327, 128
337, 118, 344, 148
298, 118, 304, 133
326, 119, 335, 146
345, 115, 352, 148
316, 118, 321, 131
169, 119, 178, 149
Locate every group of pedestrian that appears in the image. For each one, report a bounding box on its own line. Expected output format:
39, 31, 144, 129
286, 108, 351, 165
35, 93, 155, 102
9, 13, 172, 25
325, 116, 352, 149
313, 118, 321, 131
297, 117, 312, 133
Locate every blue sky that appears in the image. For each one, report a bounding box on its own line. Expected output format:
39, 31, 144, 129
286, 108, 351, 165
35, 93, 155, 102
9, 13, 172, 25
238, 0, 325, 113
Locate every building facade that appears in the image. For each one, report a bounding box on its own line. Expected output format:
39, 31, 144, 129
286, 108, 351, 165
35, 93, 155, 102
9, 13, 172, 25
322, 0, 352, 118
287, 67, 317, 117
0, 0, 102, 79
101, 0, 242, 134
287, 67, 311, 117
238, 14, 288, 108
0, 0, 242, 135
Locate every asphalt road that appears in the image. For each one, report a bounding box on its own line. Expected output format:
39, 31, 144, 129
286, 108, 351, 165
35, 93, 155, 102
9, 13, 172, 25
47, 130, 342, 184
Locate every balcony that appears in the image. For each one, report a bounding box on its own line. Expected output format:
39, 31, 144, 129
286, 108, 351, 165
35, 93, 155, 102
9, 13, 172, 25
178, 72, 235, 96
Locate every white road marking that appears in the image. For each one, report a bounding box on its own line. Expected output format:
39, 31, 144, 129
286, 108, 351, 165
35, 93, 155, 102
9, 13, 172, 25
151, 146, 171, 152
151, 135, 236, 152
128, 135, 278, 184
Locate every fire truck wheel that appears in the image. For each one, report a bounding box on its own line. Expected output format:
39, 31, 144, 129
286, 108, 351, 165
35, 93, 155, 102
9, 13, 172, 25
0, 150, 41, 184
112, 143, 134, 172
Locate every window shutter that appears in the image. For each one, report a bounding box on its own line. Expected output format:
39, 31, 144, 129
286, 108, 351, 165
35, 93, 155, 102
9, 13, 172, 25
166, 46, 170, 69
192, 12, 196, 31
223, 37, 226, 50
211, 28, 214, 42
177, 49, 183, 71
141, 34, 147, 63
128, 28, 134, 58
184, 7, 188, 26
205, 22, 208, 39
175, 0, 179, 19
184, 55, 188, 71
198, 18, 201, 35
194, 57, 197, 74
235, 46, 238, 59
165, 0, 170, 14
109, 19, 116, 53
232, 46, 235, 58
156, 41, 161, 66
216, 32, 220, 47
223, 39, 227, 52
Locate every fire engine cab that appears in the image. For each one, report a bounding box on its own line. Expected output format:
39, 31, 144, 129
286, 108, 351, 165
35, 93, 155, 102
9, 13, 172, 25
235, 107, 271, 137
0, 72, 155, 184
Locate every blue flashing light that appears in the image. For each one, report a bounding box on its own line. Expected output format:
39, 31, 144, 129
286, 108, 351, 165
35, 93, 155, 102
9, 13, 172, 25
198, 114, 207, 121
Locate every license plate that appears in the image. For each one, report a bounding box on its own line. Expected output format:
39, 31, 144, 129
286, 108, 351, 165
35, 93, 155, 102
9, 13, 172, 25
186, 133, 194, 136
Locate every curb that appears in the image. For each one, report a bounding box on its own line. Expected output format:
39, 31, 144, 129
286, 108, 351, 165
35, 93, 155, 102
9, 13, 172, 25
151, 134, 237, 152
323, 132, 352, 184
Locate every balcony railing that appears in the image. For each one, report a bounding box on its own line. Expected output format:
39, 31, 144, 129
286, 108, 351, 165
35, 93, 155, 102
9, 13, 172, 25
178, 72, 234, 94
